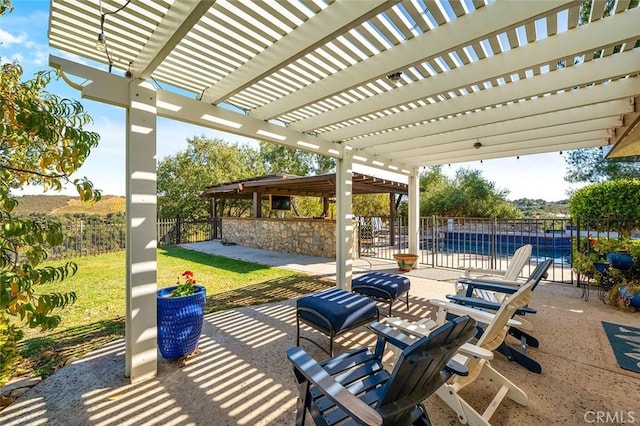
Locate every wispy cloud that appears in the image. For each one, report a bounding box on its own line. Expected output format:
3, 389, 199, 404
0, 27, 26, 46
0, 7, 52, 70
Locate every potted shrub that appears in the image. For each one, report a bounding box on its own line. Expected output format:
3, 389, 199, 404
606, 279, 640, 310
157, 271, 206, 359
571, 235, 598, 281
605, 240, 640, 310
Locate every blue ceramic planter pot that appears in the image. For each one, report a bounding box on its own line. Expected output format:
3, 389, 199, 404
157, 285, 206, 359
606, 251, 634, 271
619, 286, 640, 308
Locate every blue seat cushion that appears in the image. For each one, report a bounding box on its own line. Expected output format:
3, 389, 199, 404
296, 288, 378, 333
352, 272, 411, 300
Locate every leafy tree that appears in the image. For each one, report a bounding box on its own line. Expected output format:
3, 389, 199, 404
258, 142, 335, 176
564, 148, 640, 183
157, 136, 266, 219
288, 196, 328, 218
353, 194, 390, 217
416, 166, 458, 216
455, 169, 521, 218
0, 0, 101, 386
409, 167, 521, 218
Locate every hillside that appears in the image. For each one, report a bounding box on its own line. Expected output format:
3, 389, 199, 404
12, 195, 126, 215
11, 195, 569, 218
511, 198, 569, 218
12, 195, 73, 215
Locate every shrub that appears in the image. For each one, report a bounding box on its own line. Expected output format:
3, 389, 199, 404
569, 180, 640, 237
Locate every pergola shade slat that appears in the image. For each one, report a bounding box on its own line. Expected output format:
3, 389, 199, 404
48, 0, 640, 184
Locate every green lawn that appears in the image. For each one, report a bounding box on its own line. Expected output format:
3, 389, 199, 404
13, 246, 331, 380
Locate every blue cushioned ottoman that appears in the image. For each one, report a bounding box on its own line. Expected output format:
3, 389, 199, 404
352, 272, 411, 316
296, 288, 379, 356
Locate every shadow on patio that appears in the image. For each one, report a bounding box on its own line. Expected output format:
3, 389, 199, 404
1, 272, 638, 425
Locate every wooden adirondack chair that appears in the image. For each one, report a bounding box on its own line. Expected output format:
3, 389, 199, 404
449, 259, 553, 373
386, 277, 539, 426
462, 244, 532, 281
286, 316, 477, 426
458, 244, 533, 302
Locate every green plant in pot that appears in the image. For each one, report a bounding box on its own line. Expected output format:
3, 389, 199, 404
597, 239, 640, 310
171, 270, 199, 297
157, 271, 207, 359
606, 278, 640, 310
571, 235, 599, 280
572, 252, 599, 280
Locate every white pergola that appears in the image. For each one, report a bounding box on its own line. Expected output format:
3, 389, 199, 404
48, 0, 640, 382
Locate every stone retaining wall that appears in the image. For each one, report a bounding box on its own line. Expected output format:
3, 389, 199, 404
222, 217, 339, 258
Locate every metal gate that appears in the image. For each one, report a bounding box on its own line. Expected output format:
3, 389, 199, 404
357, 216, 574, 283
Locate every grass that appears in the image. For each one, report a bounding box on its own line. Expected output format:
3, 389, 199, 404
12, 246, 331, 381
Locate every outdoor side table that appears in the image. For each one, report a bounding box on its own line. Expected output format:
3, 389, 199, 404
352, 272, 411, 316
296, 288, 379, 356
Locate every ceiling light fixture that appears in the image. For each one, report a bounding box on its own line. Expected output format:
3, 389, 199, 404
386, 71, 402, 82
96, 27, 106, 51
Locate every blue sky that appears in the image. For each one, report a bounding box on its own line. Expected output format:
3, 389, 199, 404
1, 1, 586, 201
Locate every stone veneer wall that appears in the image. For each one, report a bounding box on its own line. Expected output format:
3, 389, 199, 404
222, 217, 339, 258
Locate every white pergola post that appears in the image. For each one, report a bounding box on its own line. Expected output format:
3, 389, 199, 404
335, 147, 353, 290
407, 168, 420, 263
124, 80, 158, 382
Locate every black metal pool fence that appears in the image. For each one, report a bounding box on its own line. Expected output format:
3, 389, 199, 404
358, 216, 639, 284
49, 217, 221, 258
48, 216, 638, 284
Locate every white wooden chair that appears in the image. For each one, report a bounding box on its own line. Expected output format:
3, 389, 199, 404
458, 244, 532, 302
386, 278, 537, 425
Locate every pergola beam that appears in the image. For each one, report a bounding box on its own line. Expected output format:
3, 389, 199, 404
419, 134, 609, 165
369, 99, 633, 155
325, 48, 640, 142
132, 0, 215, 79
353, 78, 640, 148
293, 6, 640, 132
396, 117, 619, 160
156, 89, 342, 158
252, 0, 580, 121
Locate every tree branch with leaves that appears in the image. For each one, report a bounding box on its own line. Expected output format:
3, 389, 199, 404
0, 0, 101, 385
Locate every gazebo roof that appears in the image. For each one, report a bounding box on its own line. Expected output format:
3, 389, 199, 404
48, 1, 640, 172
200, 172, 409, 199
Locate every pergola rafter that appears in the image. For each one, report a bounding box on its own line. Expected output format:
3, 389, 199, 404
49, 0, 640, 168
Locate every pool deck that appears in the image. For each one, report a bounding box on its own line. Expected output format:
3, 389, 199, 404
1, 241, 638, 425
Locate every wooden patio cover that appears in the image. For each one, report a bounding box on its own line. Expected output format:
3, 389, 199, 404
200, 172, 409, 200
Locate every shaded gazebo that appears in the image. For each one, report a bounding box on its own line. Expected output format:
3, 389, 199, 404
200, 171, 408, 217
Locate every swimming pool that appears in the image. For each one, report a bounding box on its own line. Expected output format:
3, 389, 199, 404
421, 231, 572, 264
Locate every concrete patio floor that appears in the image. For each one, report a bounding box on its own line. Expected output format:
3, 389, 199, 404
1, 241, 638, 425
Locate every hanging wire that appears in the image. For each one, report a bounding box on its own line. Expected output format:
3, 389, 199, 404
98, 0, 132, 73
410, 6, 430, 31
